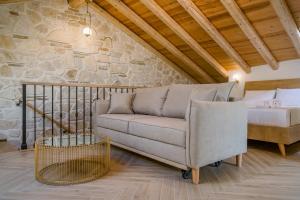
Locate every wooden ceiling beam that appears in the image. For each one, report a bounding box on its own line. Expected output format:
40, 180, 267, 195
220, 0, 279, 70
89, 2, 197, 83
67, 0, 86, 9
270, 0, 300, 57
140, 0, 228, 77
177, 0, 251, 73
104, 0, 216, 83
0, 0, 28, 4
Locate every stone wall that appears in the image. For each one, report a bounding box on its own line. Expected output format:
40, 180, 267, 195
0, 0, 192, 146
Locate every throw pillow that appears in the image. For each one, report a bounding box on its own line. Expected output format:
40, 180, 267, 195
107, 93, 135, 114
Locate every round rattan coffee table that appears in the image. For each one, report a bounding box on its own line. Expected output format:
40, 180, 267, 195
35, 134, 110, 185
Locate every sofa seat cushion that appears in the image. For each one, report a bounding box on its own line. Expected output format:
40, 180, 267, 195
96, 114, 149, 133
128, 116, 186, 147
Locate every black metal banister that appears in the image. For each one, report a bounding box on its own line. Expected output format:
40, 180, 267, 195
20, 82, 142, 149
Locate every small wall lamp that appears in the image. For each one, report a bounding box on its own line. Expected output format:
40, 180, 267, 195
232, 72, 242, 83
83, 0, 92, 37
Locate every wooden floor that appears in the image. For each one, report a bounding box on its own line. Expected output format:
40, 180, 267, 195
0, 142, 300, 200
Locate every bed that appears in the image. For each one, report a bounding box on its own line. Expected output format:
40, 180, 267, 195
245, 78, 300, 156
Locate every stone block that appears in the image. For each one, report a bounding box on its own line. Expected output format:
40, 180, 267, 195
0, 64, 13, 77
0, 120, 18, 130
111, 63, 128, 74
0, 35, 15, 49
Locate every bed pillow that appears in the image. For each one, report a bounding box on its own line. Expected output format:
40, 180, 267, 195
276, 88, 300, 107
107, 93, 135, 114
243, 90, 276, 107
133, 86, 169, 116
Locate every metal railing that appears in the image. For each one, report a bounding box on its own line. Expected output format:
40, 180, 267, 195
21, 81, 140, 149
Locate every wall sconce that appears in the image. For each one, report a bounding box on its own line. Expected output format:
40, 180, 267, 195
83, 1, 92, 37
232, 72, 242, 83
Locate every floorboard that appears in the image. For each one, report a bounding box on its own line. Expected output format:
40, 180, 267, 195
0, 142, 299, 200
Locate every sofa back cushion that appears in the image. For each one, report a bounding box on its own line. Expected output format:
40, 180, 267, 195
162, 82, 235, 118
184, 88, 217, 119
133, 86, 169, 116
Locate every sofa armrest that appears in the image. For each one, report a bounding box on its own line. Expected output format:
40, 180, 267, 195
92, 99, 110, 125
186, 100, 247, 168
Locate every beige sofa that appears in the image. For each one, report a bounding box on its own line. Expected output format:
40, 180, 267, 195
94, 83, 247, 184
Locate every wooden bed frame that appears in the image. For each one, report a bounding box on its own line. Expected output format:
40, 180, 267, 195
245, 78, 300, 156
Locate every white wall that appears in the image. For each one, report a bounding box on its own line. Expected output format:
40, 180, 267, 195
229, 59, 300, 99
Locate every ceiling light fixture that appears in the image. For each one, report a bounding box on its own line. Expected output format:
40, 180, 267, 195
83, 0, 92, 37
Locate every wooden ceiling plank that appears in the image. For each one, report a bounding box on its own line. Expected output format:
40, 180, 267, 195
140, 0, 228, 77
67, 0, 86, 9
177, 0, 251, 73
270, 0, 300, 57
103, 0, 216, 83
89, 2, 197, 83
220, 0, 279, 70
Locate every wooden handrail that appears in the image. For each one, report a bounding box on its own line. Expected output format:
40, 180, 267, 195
21, 81, 144, 89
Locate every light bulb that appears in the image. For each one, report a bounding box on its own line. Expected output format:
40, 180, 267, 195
83, 26, 92, 37
232, 72, 241, 83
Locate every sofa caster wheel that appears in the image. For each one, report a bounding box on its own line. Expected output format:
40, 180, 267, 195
209, 160, 223, 167
181, 169, 192, 179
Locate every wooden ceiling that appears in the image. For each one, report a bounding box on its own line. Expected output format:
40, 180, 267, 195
70, 0, 300, 83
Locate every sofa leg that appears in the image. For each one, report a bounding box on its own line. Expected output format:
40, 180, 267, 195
192, 168, 199, 184
236, 154, 243, 167
278, 143, 286, 157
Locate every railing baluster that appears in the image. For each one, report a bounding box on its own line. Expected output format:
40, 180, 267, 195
51, 85, 54, 146
126, 88, 129, 93
60, 85, 62, 147
42, 85, 45, 144
90, 87, 92, 144
83, 87, 85, 145
21, 84, 27, 150
96, 87, 99, 100
68, 86, 70, 146
33, 85, 36, 146
75, 86, 78, 145
103, 88, 105, 100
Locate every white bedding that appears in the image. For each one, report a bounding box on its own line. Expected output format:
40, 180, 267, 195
248, 107, 300, 127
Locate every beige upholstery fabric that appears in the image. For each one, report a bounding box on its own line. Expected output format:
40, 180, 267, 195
94, 84, 247, 170
108, 93, 134, 114
96, 114, 149, 133
248, 107, 300, 127
162, 83, 235, 118
199, 82, 235, 101
184, 89, 217, 119
97, 127, 186, 165
186, 100, 247, 168
93, 99, 110, 115
133, 86, 169, 116
128, 116, 186, 147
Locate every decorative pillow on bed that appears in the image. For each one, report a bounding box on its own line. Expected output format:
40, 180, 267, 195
276, 88, 300, 107
107, 93, 135, 114
132, 86, 169, 116
243, 90, 276, 107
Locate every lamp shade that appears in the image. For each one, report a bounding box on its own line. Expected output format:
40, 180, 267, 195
83, 26, 92, 37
